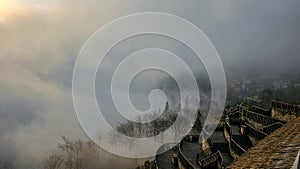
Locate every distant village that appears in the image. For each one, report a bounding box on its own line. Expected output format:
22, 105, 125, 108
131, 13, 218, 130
227, 77, 300, 107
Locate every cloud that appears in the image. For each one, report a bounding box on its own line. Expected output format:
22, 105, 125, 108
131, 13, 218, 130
0, 1, 148, 168
0, 0, 300, 168
0, 3, 88, 168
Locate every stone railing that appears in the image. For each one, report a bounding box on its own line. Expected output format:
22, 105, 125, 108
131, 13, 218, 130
227, 110, 243, 124
271, 100, 300, 112
244, 122, 267, 140
225, 121, 231, 137
202, 125, 214, 148
242, 108, 284, 126
224, 120, 247, 157
230, 138, 246, 156
237, 105, 244, 112
262, 122, 283, 134
225, 106, 239, 115
198, 150, 223, 168
249, 106, 271, 117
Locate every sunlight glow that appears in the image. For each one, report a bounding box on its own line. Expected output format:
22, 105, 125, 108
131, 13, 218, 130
0, 0, 20, 22
0, 0, 52, 22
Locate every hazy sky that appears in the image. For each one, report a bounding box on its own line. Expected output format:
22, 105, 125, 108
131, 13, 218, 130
0, 0, 300, 168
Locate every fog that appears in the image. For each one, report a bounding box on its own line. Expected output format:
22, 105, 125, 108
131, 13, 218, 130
0, 0, 300, 168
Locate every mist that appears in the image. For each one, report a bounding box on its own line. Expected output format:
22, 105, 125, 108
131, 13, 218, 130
0, 0, 300, 168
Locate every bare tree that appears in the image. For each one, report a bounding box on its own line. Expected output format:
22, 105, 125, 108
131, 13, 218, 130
113, 107, 180, 144
58, 137, 98, 169
42, 155, 64, 169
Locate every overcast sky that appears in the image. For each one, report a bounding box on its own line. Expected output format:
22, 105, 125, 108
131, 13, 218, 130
0, 0, 300, 168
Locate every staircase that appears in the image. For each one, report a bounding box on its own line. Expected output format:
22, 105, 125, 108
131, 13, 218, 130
180, 140, 201, 168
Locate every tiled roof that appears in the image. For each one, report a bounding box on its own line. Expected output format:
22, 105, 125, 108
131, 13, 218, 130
227, 117, 300, 169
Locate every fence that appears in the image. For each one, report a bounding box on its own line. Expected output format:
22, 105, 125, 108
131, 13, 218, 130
262, 122, 283, 134
244, 122, 267, 140
271, 100, 300, 112
242, 108, 284, 126
249, 106, 271, 117
198, 151, 223, 168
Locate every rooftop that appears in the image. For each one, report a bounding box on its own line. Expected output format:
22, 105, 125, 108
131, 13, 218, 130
227, 117, 300, 169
